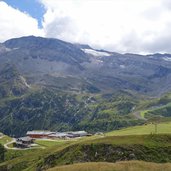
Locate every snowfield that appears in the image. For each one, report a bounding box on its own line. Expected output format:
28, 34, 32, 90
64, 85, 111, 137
82, 48, 111, 57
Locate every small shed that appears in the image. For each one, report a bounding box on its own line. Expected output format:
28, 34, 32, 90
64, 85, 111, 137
14, 137, 34, 148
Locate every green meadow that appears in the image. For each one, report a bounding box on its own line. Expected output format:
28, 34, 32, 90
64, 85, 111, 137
107, 121, 171, 136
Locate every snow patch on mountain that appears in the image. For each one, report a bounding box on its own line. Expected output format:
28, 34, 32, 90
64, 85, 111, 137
120, 65, 126, 69
163, 57, 171, 62
82, 48, 111, 57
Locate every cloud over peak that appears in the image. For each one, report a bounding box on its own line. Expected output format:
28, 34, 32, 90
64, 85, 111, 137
1, 0, 171, 54
40, 0, 171, 54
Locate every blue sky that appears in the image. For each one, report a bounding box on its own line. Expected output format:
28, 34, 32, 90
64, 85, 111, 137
4, 0, 45, 28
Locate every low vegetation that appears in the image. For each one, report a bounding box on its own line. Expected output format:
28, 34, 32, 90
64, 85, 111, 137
0, 136, 12, 145
0, 144, 6, 163
35, 139, 70, 148
107, 121, 171, 136
47, 161, 171, 171
1, 134, 171, 170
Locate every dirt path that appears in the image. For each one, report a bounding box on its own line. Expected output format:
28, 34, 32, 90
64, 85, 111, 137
4, 139, 17, 150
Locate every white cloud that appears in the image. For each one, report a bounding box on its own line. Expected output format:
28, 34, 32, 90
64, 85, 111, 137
1, 0, 171, 54
39, 0, 171, 54
0, 1, 44, 42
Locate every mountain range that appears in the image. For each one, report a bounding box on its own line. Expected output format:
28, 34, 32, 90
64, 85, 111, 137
1, 36, 171, 136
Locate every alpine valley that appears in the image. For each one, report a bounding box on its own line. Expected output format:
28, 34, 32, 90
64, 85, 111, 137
1, 36, 171, 137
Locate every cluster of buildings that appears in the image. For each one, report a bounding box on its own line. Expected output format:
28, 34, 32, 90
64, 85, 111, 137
14, 130, 91, 148
26, 130, 90, 139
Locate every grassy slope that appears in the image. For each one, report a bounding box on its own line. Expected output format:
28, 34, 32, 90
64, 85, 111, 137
0, 134, 170, 170
48, 161, 171, 171
0, 135, 12, 145
34, 134, 171, 170
136, 92, 171, 119
2, 122, 171, 170
35, 139, 74, 148
107, 122, 171, 136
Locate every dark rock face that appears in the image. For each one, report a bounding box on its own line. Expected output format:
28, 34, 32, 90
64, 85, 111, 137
4, 36, 89, 64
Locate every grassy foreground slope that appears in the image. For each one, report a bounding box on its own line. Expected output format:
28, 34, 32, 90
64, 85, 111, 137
107, 121, 171, 136
2, 122, 171, 170
48, 161, 171, 171
1, 134, 171, 170
29, 134, 171, 170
